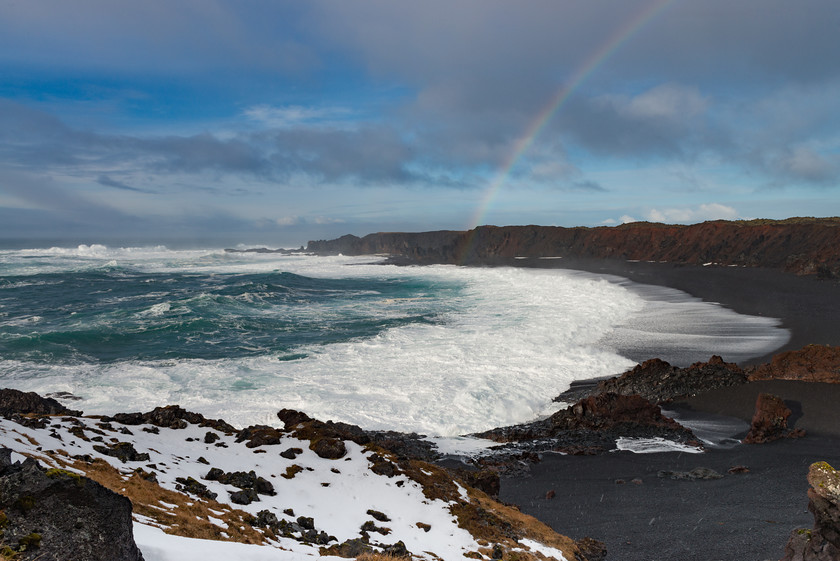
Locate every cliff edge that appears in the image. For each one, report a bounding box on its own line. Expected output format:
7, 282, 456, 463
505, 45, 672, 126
307, 217, 840, 277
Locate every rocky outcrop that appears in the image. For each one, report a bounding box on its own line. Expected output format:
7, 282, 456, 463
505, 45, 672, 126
476, 393, 699, 454
743, 393, 805, 444
749, 345, 840, 383
0, 449, 144, 561
307, 218, 840, 277
588, 356, 747, 404
781, 461, 840, 560
104, 404, 236, 433
0, 388, 82, 417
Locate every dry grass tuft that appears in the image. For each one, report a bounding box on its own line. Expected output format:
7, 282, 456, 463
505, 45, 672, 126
46, 454, 265, 544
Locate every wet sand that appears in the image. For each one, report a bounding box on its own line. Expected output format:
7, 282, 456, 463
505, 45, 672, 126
495, 260, 840, 561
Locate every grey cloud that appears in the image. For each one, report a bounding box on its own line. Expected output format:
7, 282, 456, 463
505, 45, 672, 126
97, 175, 150, 193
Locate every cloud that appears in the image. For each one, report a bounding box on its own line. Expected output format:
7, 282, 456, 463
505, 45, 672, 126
97, 175, 149, 193
243, 105, 355, 128
646, 203, 739, 223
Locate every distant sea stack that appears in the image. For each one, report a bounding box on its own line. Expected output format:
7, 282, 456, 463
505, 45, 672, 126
306, 218, 840, 278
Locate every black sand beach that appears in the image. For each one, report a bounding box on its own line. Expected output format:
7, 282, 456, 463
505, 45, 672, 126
496, 261, 840, 561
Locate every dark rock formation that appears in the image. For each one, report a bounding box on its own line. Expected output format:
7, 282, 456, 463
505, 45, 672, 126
657, 467, 724, 481
310, 438, 347, 460
105, 405, 235, 433
174, 476, 217, 500
781, 461, 840, 560
0, 448, 144, 561
91, 441, 150, 463
749, 345, 840, 383
204, 467, 275, 501
235, 425, 283, 448
307, 218, 840, 277
0, 388, 82, 417
585, 356, 747, 404
475, 393, 699, 454
743, 393, 806, 444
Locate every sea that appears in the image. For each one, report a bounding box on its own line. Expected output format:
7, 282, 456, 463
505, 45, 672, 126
0, 244, 790, 436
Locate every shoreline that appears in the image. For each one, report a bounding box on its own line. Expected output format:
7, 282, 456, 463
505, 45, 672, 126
488, 256, 840, 366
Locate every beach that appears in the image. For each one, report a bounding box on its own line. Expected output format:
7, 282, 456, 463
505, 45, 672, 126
496, 260, 840, 561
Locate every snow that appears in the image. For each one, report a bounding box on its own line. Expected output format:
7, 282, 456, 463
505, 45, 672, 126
0, 413, 546, 560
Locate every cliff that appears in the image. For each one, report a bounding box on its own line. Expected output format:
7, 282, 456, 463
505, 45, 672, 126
307, 217, 840, 277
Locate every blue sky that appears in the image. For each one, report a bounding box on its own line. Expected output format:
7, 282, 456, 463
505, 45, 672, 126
1, 0, 839, 247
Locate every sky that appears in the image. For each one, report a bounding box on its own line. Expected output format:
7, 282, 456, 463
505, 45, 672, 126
1, 0, 839, 247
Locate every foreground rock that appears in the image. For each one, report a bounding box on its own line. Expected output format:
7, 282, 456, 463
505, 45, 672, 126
749, 345, 840, 384
781, 461, 840, 560
0, 448, 144, 561
744, 393, 806, 444
477, 392, 700, 455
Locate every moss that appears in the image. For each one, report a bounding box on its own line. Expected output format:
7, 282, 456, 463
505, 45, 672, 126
12, 497, 34, 514
0, 511, 7, 529
17, 533, 41, 551
45, 467, 84, 486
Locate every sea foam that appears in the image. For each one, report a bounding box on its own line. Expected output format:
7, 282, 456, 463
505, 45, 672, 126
0, 247, 790, 436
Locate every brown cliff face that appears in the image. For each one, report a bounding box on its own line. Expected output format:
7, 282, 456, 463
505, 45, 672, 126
307, 218, 840, 277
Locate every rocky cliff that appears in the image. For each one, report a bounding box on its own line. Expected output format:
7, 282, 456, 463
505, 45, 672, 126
307, 217, 840, 277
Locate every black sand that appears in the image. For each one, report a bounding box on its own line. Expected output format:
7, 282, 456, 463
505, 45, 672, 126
496, 261, 840, 561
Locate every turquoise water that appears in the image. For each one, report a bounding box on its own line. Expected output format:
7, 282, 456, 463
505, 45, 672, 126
0, 269, 451, 363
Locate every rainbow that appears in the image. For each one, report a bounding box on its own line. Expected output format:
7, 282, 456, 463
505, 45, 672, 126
464, 0, 675, 243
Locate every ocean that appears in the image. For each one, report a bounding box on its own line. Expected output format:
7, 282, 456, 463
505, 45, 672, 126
0, 245, 789, 435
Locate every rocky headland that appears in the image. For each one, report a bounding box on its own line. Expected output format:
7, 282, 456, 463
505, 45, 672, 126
306, 217, 840, 278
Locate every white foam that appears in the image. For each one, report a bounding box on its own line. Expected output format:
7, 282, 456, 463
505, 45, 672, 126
614, 437, 704, 454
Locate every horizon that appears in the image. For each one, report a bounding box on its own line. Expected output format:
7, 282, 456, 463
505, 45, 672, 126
2, 1, 839, 245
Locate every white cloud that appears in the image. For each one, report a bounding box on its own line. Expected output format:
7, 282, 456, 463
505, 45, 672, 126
243, 105, 354, 128
275, 215, 302, 226
646, 203, 739, 223
619, 215, 637, 224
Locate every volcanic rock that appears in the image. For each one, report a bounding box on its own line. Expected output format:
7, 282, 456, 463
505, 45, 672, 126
591, 356, 747, 404
0, 388, 82, 417
0, 448, 144, 561
105, 405, 235, 433
475, 393, 699, 454
743, 393, 805, 444
748, 345, 840, 383
781, 461, 840, 560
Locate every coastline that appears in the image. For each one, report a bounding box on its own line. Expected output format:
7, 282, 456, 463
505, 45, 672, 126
499, 256, 840, 366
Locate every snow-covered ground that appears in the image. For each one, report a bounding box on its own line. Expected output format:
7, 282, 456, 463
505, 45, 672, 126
0, 410, 573, 560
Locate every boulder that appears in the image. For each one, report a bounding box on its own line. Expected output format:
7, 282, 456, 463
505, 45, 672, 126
0, 449, 144, 561
105, 405, 235, 433
743, 393, 805, 444
0, 388, 82, 417
781, 461, 840, 560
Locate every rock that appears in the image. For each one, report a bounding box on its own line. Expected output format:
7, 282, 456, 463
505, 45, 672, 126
743, 393, 806, 444
310, 438, 347, 460
174, 476, 217, 500
203, 468, 275, 496
229, 488, 259, 505
781, 461, 840, 560
92, 442, 150, 463
0, 388, 82, 417
0, 448, 144, 561
477, 393, 697, 450
323, 537, 372, 558
382, 540, 409, 557
366, 509, 391, 522
277, 409, 312, 428
591, 356, 747, 404
657, 467, 724, 481
454, 468, 501, 498
576, 537, 608, 561
203, 431, 220, 444
105, 405, 235, 433
280, 447, 303, 459
728, 465, 750, 474
748, 345, 840, 383
235, 425, 283, 448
